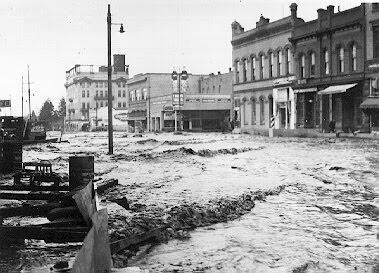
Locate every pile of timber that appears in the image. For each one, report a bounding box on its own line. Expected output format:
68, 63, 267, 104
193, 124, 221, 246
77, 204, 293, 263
0, 178, 119, 245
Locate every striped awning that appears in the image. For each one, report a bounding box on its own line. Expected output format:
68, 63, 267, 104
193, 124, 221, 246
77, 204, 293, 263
318, 83, 357, 95
360, 97, 379, 109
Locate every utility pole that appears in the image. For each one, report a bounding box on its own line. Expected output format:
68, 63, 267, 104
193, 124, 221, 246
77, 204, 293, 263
107, 4, 113, 154
106, 4, 124, 155
27, 65, 31, 120
21, 76, 23, 119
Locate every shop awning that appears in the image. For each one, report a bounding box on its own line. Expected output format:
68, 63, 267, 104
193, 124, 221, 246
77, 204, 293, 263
318, 83, 357, 95
360, 97, 379, 109
293, 87, 317, 93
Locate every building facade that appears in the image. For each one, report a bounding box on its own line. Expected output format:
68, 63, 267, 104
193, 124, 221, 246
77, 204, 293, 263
64, 55, 128, 131
362, 3, 379, 132
291, 5, 367, 133
231, 4, 304, 134
127, 71, 233, 133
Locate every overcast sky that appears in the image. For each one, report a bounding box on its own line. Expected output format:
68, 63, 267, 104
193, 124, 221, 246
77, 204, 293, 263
0, 0, 362, 116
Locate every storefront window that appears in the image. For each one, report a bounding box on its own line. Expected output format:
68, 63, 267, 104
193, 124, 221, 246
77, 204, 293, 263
371, 78, 379, 96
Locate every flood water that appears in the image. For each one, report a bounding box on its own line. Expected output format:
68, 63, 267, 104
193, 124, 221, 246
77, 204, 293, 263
0, 132, 378, 272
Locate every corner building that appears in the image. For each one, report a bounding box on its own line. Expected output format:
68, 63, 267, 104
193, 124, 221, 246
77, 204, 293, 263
231, 3, 304, 134
291, 5, 366, 133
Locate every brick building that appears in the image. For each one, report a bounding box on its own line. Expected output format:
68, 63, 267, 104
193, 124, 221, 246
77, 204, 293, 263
290, 5, 367, 133
362, 3, 379, 132
231, 4, 304, 133
64, 55, 128, 131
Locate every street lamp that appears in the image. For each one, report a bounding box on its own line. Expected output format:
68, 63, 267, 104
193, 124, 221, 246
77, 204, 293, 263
107, 4, 124, 155
171, 69, 188, 132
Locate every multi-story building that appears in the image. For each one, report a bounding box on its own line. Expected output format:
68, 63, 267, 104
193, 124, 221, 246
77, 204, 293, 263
362, 3, 379, 132
127, 70, 233, 132
231, 3, 304, 134
64, 54, 128, 131
291, 5, 366, 133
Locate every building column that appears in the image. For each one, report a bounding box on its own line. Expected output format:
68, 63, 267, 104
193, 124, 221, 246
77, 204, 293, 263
189, 120, 193, 130
240, 103, 245, 128
329, 94, 333, 123
160, 111, 164, 130
174, 110, 178, 132
319, 94, 323, 132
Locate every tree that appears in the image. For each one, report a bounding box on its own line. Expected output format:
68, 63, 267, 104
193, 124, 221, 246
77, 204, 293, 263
57, 97, 66, 119
38, 99, 55, 129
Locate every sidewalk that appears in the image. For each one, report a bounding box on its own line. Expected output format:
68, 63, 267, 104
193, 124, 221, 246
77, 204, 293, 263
235, 127, 379, 140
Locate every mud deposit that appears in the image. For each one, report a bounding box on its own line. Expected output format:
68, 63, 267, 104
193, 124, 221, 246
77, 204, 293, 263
0, 132, 378, 272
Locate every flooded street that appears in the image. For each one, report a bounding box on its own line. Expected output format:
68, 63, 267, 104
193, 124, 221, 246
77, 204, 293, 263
1, 132, 378, 272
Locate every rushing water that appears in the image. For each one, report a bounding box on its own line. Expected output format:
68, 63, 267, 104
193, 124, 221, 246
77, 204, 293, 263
0, 132, 378, 272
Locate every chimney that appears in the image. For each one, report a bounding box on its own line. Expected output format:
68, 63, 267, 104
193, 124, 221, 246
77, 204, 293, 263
256, 14, 270, 28
290, 3, 297, 19
317, 8, 326, 29
218, 71, 221, 75
113, 54, 125, 72
327, 5, 334, 14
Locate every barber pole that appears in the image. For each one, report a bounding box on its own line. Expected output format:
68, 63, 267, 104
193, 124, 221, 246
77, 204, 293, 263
270, 116, 275, 128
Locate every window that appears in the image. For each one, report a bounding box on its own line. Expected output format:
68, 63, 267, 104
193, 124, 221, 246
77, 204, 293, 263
269, 52, 274, 78
100, 101, 103, 107
136, 90, 141, 100
235, 61, 240, 84
105, 91, 108, 97
243, 100, 248, 125
122, 83, 126, 88
130, 90, 135, 101
300, 54, 305, 78
123, 102, 126, 107
338, 47, 345, 73
373, 3, 379, 12
213, 86, 215, 93
104, 82, 107, 87
96, 90, 99, 97
87, 102, 90, 109
207, 87, 210, 93
100, 91, 103, 97
99, 82, 103, 88
143, 89, 147, 100
122, 90, 126, 97
352, 44, 357, 71
371, 78, 379, 96
251, 57, 256, 80
286, 48, 292, 74
310, 52, 316, 76
260, 97, 265, 124
82, 102, 85, 109
260, 55, 264, 79
82, 90, 85, 98
251, 99, 256, 125
117, 83, 121, 88
118, 90, 121, 97
277, 51, 282, 76
243, 59, 247, 82
87, 90, 89, 97
95, 83, 98, 88
218, 85, 221, 93
118, 102, 121, 107
324, 50, 330, 75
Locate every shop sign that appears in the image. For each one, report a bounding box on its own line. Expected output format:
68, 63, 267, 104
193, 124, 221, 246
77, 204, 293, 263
0, 100, 11, 107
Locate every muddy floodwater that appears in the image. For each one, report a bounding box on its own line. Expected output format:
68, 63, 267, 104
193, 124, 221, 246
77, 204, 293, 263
0, 132, 378, 272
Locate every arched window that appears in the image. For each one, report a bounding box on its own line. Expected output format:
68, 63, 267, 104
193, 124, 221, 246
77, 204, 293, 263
310, 52, 316, 76
251, 98, 256, 125
300, 54, 305, 78
260, 54, 265, 79
269, 52, 274, 78
260, 97, 265, 125
324, 49, 330, 75
243, 59, 247, 82
277, 50, 282, 76
251, 57, 256, 80
338, 47, 345, 73
351, 44, 357, 72
235, 61, 240, 84
286, 48, 292, 74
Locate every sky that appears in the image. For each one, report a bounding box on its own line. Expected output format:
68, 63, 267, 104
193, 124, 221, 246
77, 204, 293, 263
0, 0, 363, 116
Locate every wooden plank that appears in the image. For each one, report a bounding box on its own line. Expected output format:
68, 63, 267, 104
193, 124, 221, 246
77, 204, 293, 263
0, 202, 61, 218
110, 227, 164, 254
0, 185, 71, 192
0, 192, 67, 201
95, 179, 119, 195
